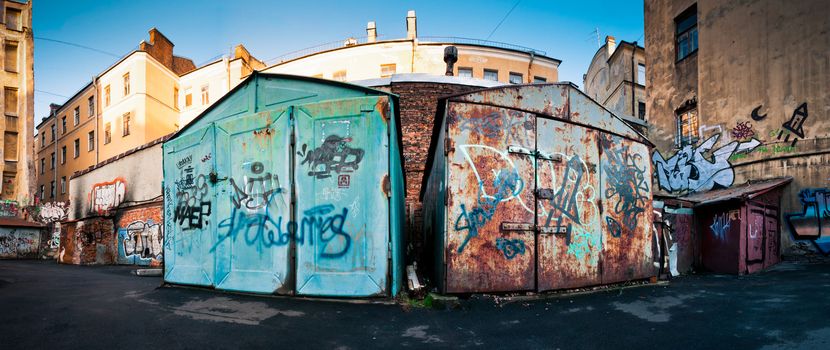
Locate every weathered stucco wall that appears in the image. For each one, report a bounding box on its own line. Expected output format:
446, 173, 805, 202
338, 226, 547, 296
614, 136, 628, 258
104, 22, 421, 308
68, 142, 163, 220
645, 0, 830, 255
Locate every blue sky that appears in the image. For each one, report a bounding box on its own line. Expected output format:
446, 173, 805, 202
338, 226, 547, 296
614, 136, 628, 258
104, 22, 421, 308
33, 0, 644, 121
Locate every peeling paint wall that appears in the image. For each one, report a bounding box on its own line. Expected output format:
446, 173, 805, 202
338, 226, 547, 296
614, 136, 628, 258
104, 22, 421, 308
59, 218, 116, 265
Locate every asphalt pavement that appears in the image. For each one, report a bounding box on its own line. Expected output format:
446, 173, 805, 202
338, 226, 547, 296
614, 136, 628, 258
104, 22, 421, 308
1, 260, 829, 349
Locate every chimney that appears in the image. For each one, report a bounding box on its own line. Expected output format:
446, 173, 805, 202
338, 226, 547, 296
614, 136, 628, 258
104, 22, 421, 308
605, 36, 616, 57
49, 103, 61, 117
444, 46, 458, 76
367, 21, 377, 43
406, 10, 417, 40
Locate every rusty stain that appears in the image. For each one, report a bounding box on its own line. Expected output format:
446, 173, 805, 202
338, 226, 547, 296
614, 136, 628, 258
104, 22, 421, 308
382, 174, 391, 198
376, 97, 390, 124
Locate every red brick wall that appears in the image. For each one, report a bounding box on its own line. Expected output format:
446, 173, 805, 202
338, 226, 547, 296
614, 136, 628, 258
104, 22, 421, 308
116, 204, 164, 267
59, 217, 115, 265
390, 82, 481, 262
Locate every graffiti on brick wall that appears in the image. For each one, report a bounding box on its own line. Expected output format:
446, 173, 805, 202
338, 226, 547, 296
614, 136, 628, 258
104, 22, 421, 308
89, 178, 127, 214
62, 219, 115, 265
38, 202, 69, 224
298, 135, 365, 179
120, 220, 163, 261
0, 228, 40, 258
0, 200, 19, 217
652, 134, 760, 194
786, 188, 830, 255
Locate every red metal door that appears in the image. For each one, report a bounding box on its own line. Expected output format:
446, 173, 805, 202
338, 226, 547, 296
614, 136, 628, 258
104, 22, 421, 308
445, 102, 536, 293
536, 118, 602, 291
599, 134, 654, 284
764, 211, 780, 269
746, 207, 766, 272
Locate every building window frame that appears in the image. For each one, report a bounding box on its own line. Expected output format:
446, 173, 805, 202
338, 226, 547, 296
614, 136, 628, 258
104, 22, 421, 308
332, 70, 347, 82
40, 158, 45, 175
675, 104, 700, 147
4, 41, 18, 73
123, 72, 130, 96
457, 67, 473, 78
533, 76, 547, 84
638, 101, 646, 119
675, 4, 699, 62
4, 87, 17, 116
73, 138, 80, 158
88, 130, 95, 151
60, 177, 66, 195
483, 69, 499, 81
122, 113, 131, 137
88, 96, 95, 117
200, 84, 209, 106
4, 7, 22, 32
104, 85, 111, 107
61, 116, 67, 134
637, 63, 646, 86
60, 145, 66, 165
50, 152, 55, 169
104, 123, 112, 144
50, 181, 55, 199
380, 63, 396, 78
509, 72, 524, 85
73, 107, 80, 126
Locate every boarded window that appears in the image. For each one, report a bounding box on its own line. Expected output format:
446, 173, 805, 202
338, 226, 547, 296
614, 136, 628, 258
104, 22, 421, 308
4, 87, 17, 116
676, 107, 699, 146
457, 67, 473, 78
3, 131, 17, 161
380, 64, 396, 78
4, 41, 17, 73
5, 8, 21, 31
5, 116, 17, 131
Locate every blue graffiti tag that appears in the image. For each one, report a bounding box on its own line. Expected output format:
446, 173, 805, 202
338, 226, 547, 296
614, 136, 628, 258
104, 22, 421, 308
710, 214, 731, 240
544, 155, 584, 245
606, 217, 622, 238
211, 204, 351, 259
455, 169, 521, 253
786, 188, 830, 255
602, 141, 649, 234
495, 237, 526, 259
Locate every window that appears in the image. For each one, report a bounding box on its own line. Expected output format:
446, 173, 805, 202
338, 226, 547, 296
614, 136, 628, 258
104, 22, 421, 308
104, 123, 111, 144
50, 181, 55, 199
123, 73, 130, 96
73, 138, 80, 158
73, 107, 80, 125
457, 67, 473, 78
88, 131, 95, 151
675, 5, 698, 61
39, 185, 44, 200
638, 101, 646, 119
173, 87, 179, 109
60, 146, 66, 164
50, 124, 55, 141
40, 158, 44, 175
676, 107, 699, 146
3, 131, 17, 161
483, 69, 498, 81
5, 7, 21, 31
104, 85, 111, 107
122, 113, 131, 136
88, 96, 95, 117
332, 70, 347, 82
380, 64, 396, 78
200, 85, 209, 105
4, 41, 17, 73
183, 88, 192, 107
533, 76, 547, 83
509, 72, 523, 84
637, 63, 646, 85
50, 152, 55, 169
41, 133, 45, 147
4, 87, 17, 116
60, 177, 66, 194
61, 116, 66, 133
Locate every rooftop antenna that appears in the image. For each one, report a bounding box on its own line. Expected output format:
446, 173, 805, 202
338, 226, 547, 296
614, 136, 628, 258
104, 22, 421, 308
589, 28, 601, 48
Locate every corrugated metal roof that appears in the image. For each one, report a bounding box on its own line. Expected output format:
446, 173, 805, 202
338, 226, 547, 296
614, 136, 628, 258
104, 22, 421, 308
681, 176, 793, 206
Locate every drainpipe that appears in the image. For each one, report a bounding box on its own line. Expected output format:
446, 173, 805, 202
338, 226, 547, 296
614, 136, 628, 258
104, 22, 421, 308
631, 42, 637, 118
527, 51, 535, 83
93, 76, 99, 165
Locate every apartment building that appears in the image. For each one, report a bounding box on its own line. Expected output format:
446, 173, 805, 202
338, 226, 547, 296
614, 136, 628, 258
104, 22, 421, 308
584, 36, 646, 121
1, 0, 33, 202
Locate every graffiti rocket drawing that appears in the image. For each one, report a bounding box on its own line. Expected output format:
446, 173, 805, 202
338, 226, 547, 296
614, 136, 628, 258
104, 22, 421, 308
652, 134, 760, 193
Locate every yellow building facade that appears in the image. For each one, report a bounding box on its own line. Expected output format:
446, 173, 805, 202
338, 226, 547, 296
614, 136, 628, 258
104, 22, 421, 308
264, 11, 560, 84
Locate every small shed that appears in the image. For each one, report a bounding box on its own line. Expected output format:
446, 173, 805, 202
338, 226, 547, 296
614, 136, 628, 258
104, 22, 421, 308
0, 217, 45, 259
421, 83, 655, 293
163, 73, 405, 297
683, 177, 792, 274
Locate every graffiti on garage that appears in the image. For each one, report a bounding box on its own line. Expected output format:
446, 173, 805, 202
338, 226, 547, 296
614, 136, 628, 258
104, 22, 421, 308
0, 228, 40, 258
454, 167, 522, 254
456, 110, 533, 145
89, 178, 127, 214
212, 201, 352, 259
786, 188, 830, 255
0, 200, 19, 217
652, 134, 760, 194
120, 220, 163, 261
542, 155, 585, 243
298, 135, 365, 179
602, 140, 649, 233
710, 213, 731, 241
174, 169, 211, 231
495, 237, 526, 260
230, 161, 284, 211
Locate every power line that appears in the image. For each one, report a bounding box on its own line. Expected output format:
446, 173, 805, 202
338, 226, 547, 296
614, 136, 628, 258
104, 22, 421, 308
35, 89, 69, 98
486, 0, 521, 40
34, 36, 120, 58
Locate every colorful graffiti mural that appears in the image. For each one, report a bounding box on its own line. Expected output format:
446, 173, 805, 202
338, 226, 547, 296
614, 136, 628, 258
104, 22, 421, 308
89, 178, 127, 214
0, 200, 19, 217
652, 134, 760, 194
0, 228, 41, 258
37, 202, 69, 224
786, 188, 830, 255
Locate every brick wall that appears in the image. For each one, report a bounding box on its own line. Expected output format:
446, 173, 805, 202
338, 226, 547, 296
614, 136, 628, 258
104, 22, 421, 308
116, 204, 163, 267
389, 82, 481, 263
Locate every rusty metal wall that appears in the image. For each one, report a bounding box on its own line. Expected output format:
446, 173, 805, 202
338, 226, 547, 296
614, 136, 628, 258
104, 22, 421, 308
428, 84, 655, 293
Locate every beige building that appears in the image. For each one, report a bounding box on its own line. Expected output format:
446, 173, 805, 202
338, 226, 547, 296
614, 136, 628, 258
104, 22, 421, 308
584, 36, 646, 121
264, 10, 560, 84
645, 0, 830, 254
35, 28, 263, 203
1, 0, 33, 203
